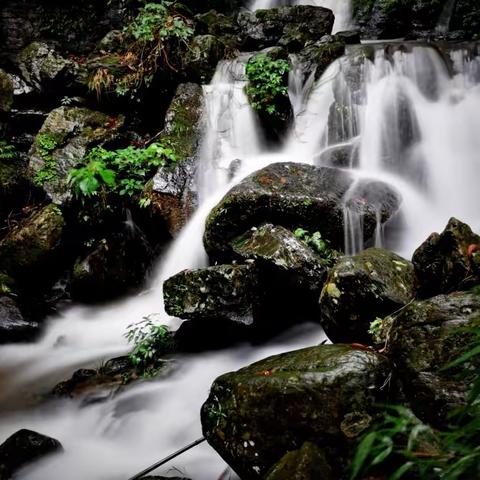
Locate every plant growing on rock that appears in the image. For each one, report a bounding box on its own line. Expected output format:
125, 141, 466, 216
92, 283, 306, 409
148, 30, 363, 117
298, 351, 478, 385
88, 1, 194, 98
245, 54, 291, 115
34, 133, 61, 186
0, 140, 17, 160
294, 228, 336, 263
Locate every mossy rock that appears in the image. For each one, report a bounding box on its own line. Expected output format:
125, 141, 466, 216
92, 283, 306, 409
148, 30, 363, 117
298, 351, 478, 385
388, 292, 480, 426
182, 35, 226, 83
412, 217, 480, 298
28, 106, 123, 204
320, 248, 415, 344
204, 163, 400, 262
0, 69, 14, 112
265, 442, 334, 480
201, 344, 392, 479
296, 39, 346, 81
164, 264, 260, 324
0, 204, 65, 281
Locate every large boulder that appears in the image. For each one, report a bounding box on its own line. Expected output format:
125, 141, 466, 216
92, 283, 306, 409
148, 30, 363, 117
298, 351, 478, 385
182, 35, 226, 83
320, 248, 415, 344
201, 344, 392, 479
0, 204, 65, 282
164, 264, 260, 324
0, 429, 62, 479
204, 163, 401, 262
237, 6, 334, 52
28, 106, 123, 204
232, 224, 331, 304
412, 217, 480, 298
387, 292, 480, 426
265, 442, 334, 480
0, 69, 14, 112
145, 83, 204, 236
0, 296, 39, 344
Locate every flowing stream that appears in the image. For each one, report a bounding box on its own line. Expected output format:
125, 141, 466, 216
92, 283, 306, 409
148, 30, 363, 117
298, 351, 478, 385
0, 14, 479, 480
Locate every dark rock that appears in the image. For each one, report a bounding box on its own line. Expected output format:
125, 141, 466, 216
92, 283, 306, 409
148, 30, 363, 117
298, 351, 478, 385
0, 204, 65, 281
204, 163, 400, 261
232, 224, 330, 300
0, 296, 39, 344
295, 39, 345, 81
195, 9, 238, 37
70, 229, 153, 304
0, 70, 14, 112
146, 83, 204, 236
320, 248, 415, 344
388, 292, 480, 426
182, 35, 226, 83
0, 429, 62, 479
315, 142, 359, 168
28, 106, 123, 204
201, 344, 392, 479
164, 264, 260, 324
265, 442, 334, 480
412, 217, 480, 298
237, 6, 334, 52
336, 30, 361, 44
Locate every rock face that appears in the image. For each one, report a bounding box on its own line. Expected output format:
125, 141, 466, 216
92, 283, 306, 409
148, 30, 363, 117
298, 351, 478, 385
201, 344, 391, 479
182, 35, 225, 83
0, 296, 39, 344
28, 106, 123, 204
0, 69, 14, 112
320, 248, 415, 344
147, 83, 204, 236
0, 204, 65, 282
265, 442, 334, 480
237, 6, 334, 51
388, 292, 480, 426
164, 264, 260, 324
412, 217, 480, 298
204, 163, 400, 262
232, 224, 330, 301
0, 429, 62, 479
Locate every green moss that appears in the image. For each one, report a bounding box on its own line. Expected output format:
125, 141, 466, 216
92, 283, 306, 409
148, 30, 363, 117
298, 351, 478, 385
34, 133, 63, 186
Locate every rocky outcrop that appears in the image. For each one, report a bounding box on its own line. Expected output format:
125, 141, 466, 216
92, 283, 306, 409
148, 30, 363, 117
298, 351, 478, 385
412, 217, 480, 298
320, 248, 415, 344
237, 6, 334, 52
28, 107, 123, 204
182, 35, 226, 83
0, 296, 39, 344
204, 163, 401, 261
387, 292, 480, 426
201, 344, 392, 479
0, 70, 14, 113
0, 204, 65, 282
0, 429, 62, 480
164, 264, 260, 324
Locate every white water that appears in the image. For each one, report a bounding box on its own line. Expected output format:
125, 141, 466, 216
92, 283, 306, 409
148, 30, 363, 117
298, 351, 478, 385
0, 39, 479, 480
249, 0, 352, 33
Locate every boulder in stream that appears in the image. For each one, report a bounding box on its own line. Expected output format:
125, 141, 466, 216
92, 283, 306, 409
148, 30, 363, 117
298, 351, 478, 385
201, 344, 392, 479
320, 248, 415, 344
0, 296, 39, 344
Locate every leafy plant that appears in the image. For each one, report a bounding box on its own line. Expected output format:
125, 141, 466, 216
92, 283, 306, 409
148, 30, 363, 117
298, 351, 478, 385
0, 140, 17, 160
124, 317, 171, 376
245, 54, 291, 115
89, 1, 193, 98
68, 142, 178, 202
34, 133, 60, 185
294, 228, 336, 264
350, 328, 480, 480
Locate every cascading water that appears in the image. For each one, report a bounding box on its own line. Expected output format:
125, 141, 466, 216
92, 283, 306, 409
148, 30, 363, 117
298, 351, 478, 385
0, 22, 479, 480
249, 0, 352, 33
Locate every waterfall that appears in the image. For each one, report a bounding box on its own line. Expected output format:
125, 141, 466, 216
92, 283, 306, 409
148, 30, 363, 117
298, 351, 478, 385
0, 43, 479, 479
435, 0, 457, 34
249, 0, 353, 33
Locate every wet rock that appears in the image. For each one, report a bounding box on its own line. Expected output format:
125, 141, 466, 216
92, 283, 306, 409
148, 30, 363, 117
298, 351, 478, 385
320, 248, 415, 344
388, 292, 480, 426
70, 230, 153, 304
201, 344, 392, 479
0, 70, 14, 112
265, 442, 334, 480
237, 6, 334, 52
412, 217, 480, 298
0, 204, 65, 282
0, 429, 62, 479
16, 42, 73, 92
195, 9, 238, 38
232, 224, 330, 301
204, 163, 400, 261
164, 264, 260, 324
336, 30, 361, 44
0, 296, 39, 344
182, 35, 226, 83
295, 39, 345, 80
315, 142, 358, 168
146, 83, 204, 236
28, 106, 123, 204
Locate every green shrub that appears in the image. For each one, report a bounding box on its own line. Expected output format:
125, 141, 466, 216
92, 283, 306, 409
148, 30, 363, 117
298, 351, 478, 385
68, 142, 178, 202
34, 133, 61, 186
0, 140, 17, 160
294, 228, 337, 264
245, 54, 291, 115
